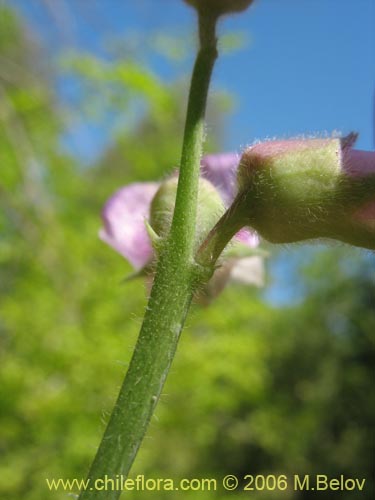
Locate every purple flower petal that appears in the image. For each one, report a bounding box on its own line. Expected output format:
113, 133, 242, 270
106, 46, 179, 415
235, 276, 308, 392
99, 182, 159, 270
343, 148, 375, 227
235, 227, 260, 247
201, 152, 240, 205
343, 149, 375, 177
201, 152, 259, 247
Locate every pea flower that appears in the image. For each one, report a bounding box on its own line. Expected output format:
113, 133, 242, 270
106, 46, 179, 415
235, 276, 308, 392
100, 154, 264, 302
236, 134, 375, 250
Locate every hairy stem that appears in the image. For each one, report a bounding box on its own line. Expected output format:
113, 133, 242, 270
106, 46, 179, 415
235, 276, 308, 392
79, 12, 218, 500
169, 12, 217, 261
196, 193, 247, 267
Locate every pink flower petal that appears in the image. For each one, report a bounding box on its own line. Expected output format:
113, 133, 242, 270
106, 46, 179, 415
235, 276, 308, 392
343, 149, 375, 177
247, 138, 331, 160
343, 148, 375, 229
201, 152, 240, 205
235, 227, 260, 247
201, 152, 259, 247
99, 182, 159, 270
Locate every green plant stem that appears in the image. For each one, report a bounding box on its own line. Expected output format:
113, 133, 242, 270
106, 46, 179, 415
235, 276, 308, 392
169, 12, 218, 261
79, 12, 218, 500
195, 193, 247, 267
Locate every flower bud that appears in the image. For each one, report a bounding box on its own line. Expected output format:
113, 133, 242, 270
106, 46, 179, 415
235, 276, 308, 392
150, 176, 225, 250
235, 136, 375, 250
183, 0, 254, 17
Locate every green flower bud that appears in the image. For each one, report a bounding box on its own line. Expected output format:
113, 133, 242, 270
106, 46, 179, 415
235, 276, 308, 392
150, 176, 225, 250
183, 0, 254, 17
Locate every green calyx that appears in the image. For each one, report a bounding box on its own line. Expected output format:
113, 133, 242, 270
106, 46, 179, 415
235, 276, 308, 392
234, 136, 375, 249
236, 138, 342, 243
150, 177, 225, 253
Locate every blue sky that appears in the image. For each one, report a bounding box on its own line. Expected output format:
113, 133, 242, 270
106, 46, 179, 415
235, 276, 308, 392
8, 0, 375, 162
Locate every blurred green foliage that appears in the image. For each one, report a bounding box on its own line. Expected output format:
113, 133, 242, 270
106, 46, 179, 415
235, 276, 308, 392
0, 6, 374, 500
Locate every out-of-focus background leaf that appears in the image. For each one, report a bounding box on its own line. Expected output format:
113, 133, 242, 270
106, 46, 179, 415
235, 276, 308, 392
0, 3, 374, 500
